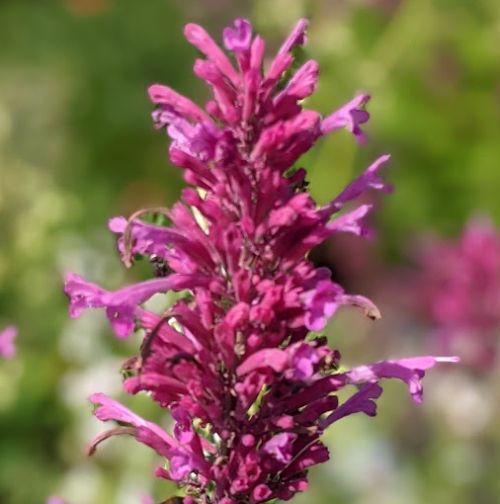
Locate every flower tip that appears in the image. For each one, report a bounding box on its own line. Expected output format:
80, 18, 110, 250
296, 18, 310, 31
359, 93, 371, 104
147, 84, 168, 103
108, 216, 127, 233
365, 305, 382, 321
63, 271, 79, 284
436, 356, 461, 364
85, 441, 97, 457
184, 23, 205, 44
86, 426, 136, 457
88, 392, 104, 405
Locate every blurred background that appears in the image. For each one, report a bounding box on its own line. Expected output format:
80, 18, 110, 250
0, 0, 499, 503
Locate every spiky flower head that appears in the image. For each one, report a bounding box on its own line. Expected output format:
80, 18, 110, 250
65, 18, 457, 503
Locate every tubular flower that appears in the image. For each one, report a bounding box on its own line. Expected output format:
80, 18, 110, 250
65, 18, 457, 503
415, 218, 500, 369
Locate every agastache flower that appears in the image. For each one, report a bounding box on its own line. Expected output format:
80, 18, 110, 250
415, 218, 500, 369
321, 93, 371, 144
0, 325, 17, 360
65, 18, 457, 503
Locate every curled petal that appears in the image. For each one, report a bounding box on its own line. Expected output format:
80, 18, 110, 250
320, 383, 383, 429
88, 393, 177, 456
343, 356, 460, 403
109, 213, 214, 270
89, 395, 211, 483
302, 278, 342, 332
326, 204, 373, 237
86, 426, 136, 456
223, 18, 252, 52
340, 294, 381, 321
108, 214, 172, 264
326, 154, 392, 213
303, 274, 381, 331
64, 273, 208, 338
64, 273, 107, 319
321, 94, 371, 143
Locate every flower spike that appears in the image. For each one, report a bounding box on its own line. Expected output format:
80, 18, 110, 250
65, 18, 458, 503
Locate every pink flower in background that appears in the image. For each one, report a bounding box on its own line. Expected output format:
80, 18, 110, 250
46, 497, 66, 504
0, 325, 17, 359
416, 218, 500, 368
65, 18, 456, 503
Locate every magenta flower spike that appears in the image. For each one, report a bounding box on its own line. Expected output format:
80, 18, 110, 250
0, 325, 17, 360
65, 19, 457, 503
416, 218, 500, 369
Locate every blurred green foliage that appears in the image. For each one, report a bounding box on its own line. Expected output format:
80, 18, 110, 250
0, 1, 499, 503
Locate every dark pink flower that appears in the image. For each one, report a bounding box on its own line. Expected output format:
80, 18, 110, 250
415, 218, 500, 369
65, 18, 457, 503
263, 432, 297, 463
64, 272, 209, 338
302, 269, 380, 331
88, 393, 210, 483
341, 355, 460, 404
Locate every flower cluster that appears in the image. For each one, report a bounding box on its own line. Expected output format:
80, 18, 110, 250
415, 218, 500, 369
0, 325, 17, 360
65, 18, 457, 503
